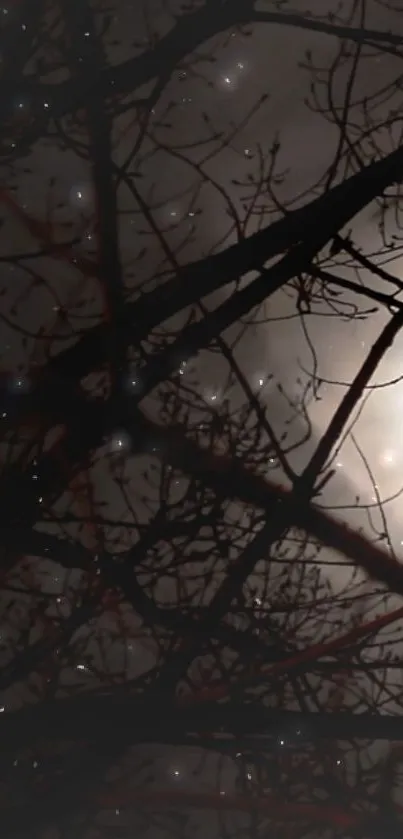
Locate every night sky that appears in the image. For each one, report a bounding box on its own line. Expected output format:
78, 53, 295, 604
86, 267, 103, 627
3, 0, 403, 836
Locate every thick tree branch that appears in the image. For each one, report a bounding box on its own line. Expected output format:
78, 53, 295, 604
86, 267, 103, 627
4, 693, 403, 752
2, 3, 403, 127
4, 140, 403, 446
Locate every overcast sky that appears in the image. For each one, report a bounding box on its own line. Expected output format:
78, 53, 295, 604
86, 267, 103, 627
2, 0, 403, 671
4, 2, 403, 832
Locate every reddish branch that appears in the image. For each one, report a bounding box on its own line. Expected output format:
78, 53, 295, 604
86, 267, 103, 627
3, 4, 403, 838
101, 788, 357, 828
3, 385, 403, 597
0, 189, 97, 277
6, 692, 403, 751
0, 134, 402, 413
3, 143, 403, 607
184, 603, 403, 705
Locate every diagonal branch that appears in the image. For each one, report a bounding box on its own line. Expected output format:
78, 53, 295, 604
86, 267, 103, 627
3, 137, 403, 445
3, 2, 403, 126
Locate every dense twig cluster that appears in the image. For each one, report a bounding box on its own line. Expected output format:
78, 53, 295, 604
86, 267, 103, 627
2, 1, 403, 837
